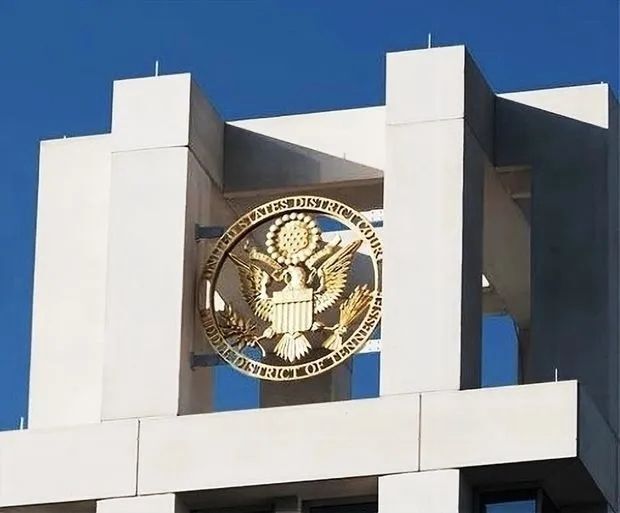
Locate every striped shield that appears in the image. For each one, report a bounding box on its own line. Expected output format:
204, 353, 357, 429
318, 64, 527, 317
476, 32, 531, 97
272, 287, 313, 334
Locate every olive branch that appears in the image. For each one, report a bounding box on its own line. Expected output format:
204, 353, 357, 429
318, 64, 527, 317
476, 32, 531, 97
216, 303, 257, 348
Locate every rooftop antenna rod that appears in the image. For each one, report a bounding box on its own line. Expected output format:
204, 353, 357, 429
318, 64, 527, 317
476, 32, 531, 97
554, 367, 559, 382
154, 59, 160, 77
19, 416, 24, 430
427, 33, 432, 48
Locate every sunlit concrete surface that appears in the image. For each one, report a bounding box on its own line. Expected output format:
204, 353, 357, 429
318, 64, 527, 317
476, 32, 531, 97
5, 44, 618, 513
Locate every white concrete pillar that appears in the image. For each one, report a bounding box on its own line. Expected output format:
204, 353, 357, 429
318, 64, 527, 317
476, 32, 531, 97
381, 46, 491, 395
29, 134, 111, 429
97, 494, 188, 513
379, 470, 472, 513
102, 74, 230, 420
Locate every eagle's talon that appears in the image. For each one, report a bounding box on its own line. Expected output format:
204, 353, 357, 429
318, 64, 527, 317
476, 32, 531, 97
312, 322, 347, 336
311, 321, 324, 331
325, 323, 347, 335
247, 327, 274, 358
252, 339, 267, 357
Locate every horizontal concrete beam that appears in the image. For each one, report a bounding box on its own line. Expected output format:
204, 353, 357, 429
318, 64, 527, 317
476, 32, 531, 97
226, 179, 384, 214
137, 394, 420, 494
0, 420, 138, 508
223, 125, 383, 205
225, 107, 386, 212
420, 381, 578, 470
229, 105, 386, 170
419, 381, 616, 513
97, 494, 187, 513
0, 503, 95, 513
1, 383, 613, 509
499, 83, 611, 129
137, 382, 609, 501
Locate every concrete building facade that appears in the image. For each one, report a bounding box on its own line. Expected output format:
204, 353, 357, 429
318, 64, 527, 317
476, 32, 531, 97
1, 45, 619, 512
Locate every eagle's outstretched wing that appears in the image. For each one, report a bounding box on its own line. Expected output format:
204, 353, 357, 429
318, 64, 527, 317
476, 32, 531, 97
314, 239, 362, 314
228, 253, 272, 322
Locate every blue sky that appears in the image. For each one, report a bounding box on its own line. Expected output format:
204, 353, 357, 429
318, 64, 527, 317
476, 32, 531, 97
0, 1, 617, 430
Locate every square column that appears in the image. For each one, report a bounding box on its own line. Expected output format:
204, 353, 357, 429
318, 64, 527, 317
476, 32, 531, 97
379, 470, 472, 513
381, 46, 492, 395
102, 74, 232, 420
497, 84, 620, 434
97, 494, 188, 513
29, 135, 111, 428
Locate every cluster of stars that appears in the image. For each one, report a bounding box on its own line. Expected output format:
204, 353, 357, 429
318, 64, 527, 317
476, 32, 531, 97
266, 213, 320, 265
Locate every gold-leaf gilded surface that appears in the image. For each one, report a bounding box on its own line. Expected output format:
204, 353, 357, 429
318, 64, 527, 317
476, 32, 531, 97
198, 196, 382, 381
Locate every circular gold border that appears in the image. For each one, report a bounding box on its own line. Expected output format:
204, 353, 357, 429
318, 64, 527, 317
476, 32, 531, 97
198, 196, 383, 381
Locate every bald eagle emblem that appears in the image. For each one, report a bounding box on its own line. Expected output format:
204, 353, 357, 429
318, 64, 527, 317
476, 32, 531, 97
215, 212, 374, 363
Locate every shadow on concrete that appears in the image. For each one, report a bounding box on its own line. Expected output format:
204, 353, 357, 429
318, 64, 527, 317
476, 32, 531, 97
495, 96, 617, 438
223, 125, 383, 212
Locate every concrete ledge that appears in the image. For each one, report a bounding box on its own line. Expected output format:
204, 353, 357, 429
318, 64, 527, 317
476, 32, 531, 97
229, 106, 385, 170
0, 420, 138, 508
499, 83, 611, 129
420, 382, 617, 508
137, 395, 420, 494
0, 502, 95, 513
97, 494, 186, 513
420, 381, 579, 470
0, 383, 615, 508
223, 125, 382, 195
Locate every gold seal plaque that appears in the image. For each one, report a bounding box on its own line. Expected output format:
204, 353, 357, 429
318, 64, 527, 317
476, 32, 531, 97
198, 196, 382, 381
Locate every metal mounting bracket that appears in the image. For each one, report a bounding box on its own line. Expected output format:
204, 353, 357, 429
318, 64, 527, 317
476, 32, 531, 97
195, 224, 227, 241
